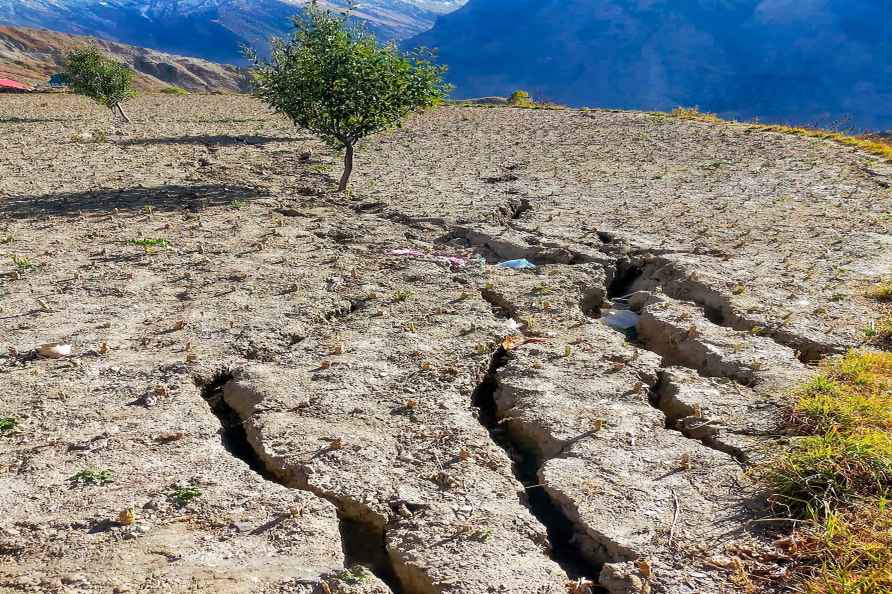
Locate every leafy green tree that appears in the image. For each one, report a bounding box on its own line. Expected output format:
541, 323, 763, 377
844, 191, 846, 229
62, 46, 136, 122
247, 2, 450, 191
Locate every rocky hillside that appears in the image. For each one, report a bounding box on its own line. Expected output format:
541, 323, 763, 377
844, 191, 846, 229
0, 0, 465, 63
0, 26, 248, 92
413, 0, 892, 130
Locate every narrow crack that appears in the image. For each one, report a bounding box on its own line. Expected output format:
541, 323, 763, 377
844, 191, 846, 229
338, 518, 403, 592
471, 349, 603, 587
509, 197, 532, 220
480, 287, 522, 323
322, 298, 365, 323
647, 372, 749, 464
198, 369, 407, 594
580, 287, 605, 318
446, 226, 595, 266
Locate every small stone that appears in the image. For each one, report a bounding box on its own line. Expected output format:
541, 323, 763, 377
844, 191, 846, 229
155, 431, 185, 444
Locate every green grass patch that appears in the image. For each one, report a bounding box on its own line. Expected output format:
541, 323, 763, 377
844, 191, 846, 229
767, 429, 892, 513
127, 238, 169, 248
762, 351, 892, 592
70, 468, 114, 486
160, 86, 189, 96
789, 352, 892, 434
0, 417, 16, 432
10, 255, 37, 270
169, 486, 202, 505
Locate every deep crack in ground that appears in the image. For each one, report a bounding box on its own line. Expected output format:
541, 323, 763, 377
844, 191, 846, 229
199, 370, 407, 594
471, 348, 603, 588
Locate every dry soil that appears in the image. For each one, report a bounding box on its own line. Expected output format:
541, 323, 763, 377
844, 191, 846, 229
1, 94, 891, 594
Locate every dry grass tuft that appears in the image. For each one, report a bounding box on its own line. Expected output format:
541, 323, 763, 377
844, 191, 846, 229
786, 501, 892, 594
668, 107, 892, 164
866, 282, 892, 302
751, 124, 892, 163
867, 315, 892, 348
506, 90, 565, 111
670, 106, 724, 124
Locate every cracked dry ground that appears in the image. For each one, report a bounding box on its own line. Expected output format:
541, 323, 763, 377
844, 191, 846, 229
1, 94, 891, 594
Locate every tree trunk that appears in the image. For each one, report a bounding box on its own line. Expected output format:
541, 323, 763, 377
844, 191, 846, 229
338, 143, 354, 192
115, 103, 131, 123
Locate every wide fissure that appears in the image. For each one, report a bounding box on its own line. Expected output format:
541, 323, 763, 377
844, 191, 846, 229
603, 253, 830, 366
200, 369, 273, 479
606, 263, 643, 299
471, 350, 604, 588
198, 370, 407, 594
339, 517, 404, 593
633, 265, 830, 365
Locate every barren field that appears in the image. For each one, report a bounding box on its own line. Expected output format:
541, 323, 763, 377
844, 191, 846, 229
1, 94, 891, 594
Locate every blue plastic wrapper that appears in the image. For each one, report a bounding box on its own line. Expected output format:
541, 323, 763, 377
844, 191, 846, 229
497, 258, 536, 270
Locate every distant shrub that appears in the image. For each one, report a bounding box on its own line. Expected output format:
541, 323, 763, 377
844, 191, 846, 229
670, 106, 724, 124
247, 1, 450, 192
160, 86, 189, 96
62, 46, 136, 122
508, 90, 535, 108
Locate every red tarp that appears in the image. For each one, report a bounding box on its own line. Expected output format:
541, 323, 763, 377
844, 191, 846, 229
0, 78, 31, 91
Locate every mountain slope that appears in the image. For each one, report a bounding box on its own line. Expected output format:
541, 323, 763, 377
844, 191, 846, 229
413, 0, 892, 129
0, 0, 465, 64
0, 26, 248, 92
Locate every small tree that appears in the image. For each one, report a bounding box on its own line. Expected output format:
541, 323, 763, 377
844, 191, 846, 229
62, 46, 136, 122
508, 90, 535, 108
247, 2, 450, 192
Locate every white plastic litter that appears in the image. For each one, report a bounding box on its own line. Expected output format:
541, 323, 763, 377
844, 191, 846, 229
38, 343, 72, 359
505, 319, 522, 332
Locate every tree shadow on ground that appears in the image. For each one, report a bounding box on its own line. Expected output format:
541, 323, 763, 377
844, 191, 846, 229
117, 134, 303, 147
0, 184, 269, 218
0, 117, 73, 124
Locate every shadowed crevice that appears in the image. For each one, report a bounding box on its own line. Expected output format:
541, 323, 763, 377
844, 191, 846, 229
471, 348, 604, 588
197, 369, 406, 594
